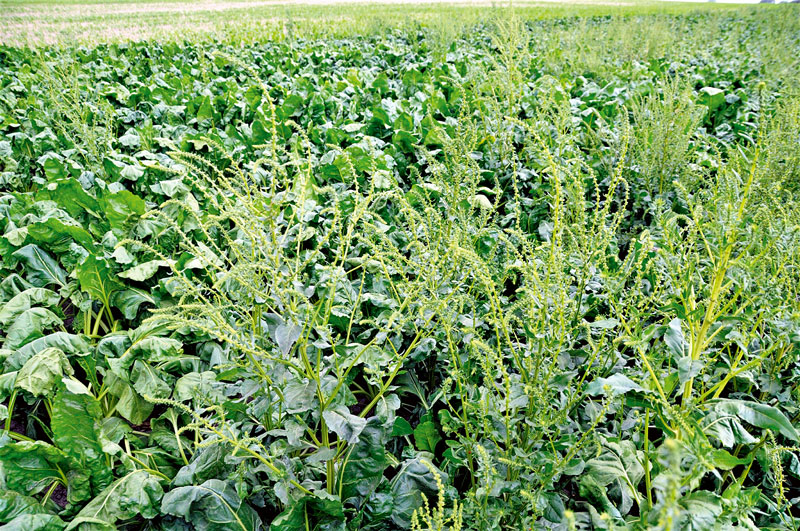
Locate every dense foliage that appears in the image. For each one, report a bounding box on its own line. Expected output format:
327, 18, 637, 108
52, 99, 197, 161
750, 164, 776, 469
1, 7, 800, 530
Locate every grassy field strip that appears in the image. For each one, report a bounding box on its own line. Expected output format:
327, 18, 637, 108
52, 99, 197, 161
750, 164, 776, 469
0, 0, 749, 46
6, 0, 640, 14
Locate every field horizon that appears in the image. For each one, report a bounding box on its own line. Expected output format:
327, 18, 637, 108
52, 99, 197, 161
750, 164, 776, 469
0, 0, 779, 46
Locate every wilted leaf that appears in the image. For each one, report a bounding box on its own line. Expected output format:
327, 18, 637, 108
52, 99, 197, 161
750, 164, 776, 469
15, 348, 73, 397
65, 470, 163, 530
323, 405, 367, 444
390, 457, 445, 527
161, 479, 260, 531
711, 399, 799, 441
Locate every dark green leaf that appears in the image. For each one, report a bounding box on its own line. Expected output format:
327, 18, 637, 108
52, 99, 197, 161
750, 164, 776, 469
76, 255, 123, 305
161, 479, 260, 531
323, 406, 367, 444
711, 399, 799, 441
11, 245, 66, 288
65, 470, 163, 530
15, 348, 73, 397
51, 381, 113, 495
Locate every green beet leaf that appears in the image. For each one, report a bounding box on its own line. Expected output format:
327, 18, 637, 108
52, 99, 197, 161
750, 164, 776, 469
0, 438, 70, 496
710, 399, 799, 442
15, 348, 73, 398
340, 418, 389, 501
0, 514, 66, 531
2, 308, 62, 350
0, 490, 60, 525
390, 457, 445, 527
4, 333, 89, 372
0, 288, 60, 328
76, 255, 123, 307
11, 245, 66, 289
413, 419, 441, 453
99, 190, 145, 234
160, 479, 261, 531
65, 470, 164, 530
51, 382, 113, 496
323, 405, 367, 445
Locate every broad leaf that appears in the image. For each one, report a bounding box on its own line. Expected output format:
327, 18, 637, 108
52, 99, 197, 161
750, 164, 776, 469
11, 245, 66, 288
0, 514, 65, 530
65, 470, 163, 530
4, 333, 89, 372
711, 399, 799, 441
160, 479, 260, 531
664, 318, 688, 357
390, 457, 445, 527
586, 373, 643, 396
2, 308, 62, 350
0, 288, 60, 327
130, 359, 172, 399
172, 444, 230, 487
76, 255, 123, 306
51, 382, 113, 495
340, 418, 389, 501
27, 217, 95, 251
323, 405, 367, 444
111, 287, 156, 320
580, 440, 644, 516
15, 348, 73, 398
100, 190, 145, 233
413, 420, 441, 452
0, 490, 59, 524
173, 371, 223, 403
118, 260, 171, 282
0, 439, 69, 496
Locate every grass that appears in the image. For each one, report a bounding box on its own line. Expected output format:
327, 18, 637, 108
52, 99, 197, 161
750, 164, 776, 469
0, 0, 766, 47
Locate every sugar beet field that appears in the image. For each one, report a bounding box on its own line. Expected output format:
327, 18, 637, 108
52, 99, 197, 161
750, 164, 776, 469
1, 1, 800, 529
